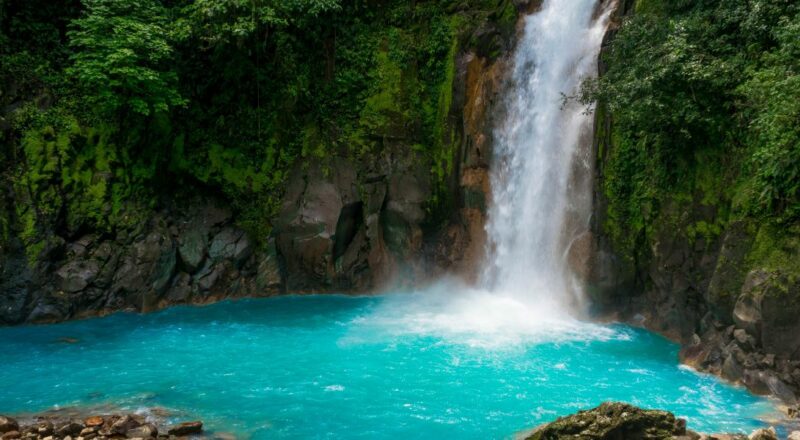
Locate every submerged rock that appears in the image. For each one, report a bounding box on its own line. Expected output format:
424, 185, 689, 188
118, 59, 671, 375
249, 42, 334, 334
523, 402, 686, 440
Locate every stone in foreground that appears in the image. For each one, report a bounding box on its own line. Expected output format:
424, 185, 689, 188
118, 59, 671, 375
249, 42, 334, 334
0, 417, 18, 434
523, 402, 688, 440
167, 420, 203, 436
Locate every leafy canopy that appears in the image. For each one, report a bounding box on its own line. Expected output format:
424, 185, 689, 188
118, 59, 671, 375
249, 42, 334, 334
182, 0, 341, 44
67, 0, 185, 118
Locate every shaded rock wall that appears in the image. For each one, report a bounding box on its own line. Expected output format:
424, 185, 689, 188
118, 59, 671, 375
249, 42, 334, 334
1, 196, 283, 324
0, 5, 522, 324
584, 0, 800, 403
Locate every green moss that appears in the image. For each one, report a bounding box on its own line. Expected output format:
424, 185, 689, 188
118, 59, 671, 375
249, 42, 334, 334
747, 223, 800, 279
429, 31, 458, 185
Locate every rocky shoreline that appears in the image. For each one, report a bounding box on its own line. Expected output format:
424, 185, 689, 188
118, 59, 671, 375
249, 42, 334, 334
522, 402, 799, 440
4, 402, 798, 440
0, 414, 206, 440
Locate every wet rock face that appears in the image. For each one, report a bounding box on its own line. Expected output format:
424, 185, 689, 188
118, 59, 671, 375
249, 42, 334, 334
523, 402, 686, 440
678, 271, 800, 404
589, 0, 800, 406
0, 8, 516, 323
273, 152, 435, 292
588, 177, 800, 402
0, 197, 283, 325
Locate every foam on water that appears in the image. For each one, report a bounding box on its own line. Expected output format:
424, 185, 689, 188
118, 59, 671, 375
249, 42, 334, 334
352, 281, 619, 348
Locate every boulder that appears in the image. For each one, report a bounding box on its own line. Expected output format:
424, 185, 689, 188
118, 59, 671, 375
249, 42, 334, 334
764, 374, 797, 404
733, 329, 756, 351
209, 228, 251, 265
55, 421, 82, 438
55, 260, 100, 293
733, 271, 770, 338
275, 160, 360, 291
167, 421, 202, 436
524, 402, 685, 440
0, 431, 20, 440
83, 416, 104, 428
26, 303, 65, 323
748, 427, 777, 440
177, 229, 207, 273
721, 353, 744, 382
109, 415, 140, 435
35, 420, 53, 437
164, 272, 192, 303
112, 227, 176, 310
0, 417, 18, 434
787, 431, 800, 440
195, 262, 225, 293
126, 423, 157, 438
733, 270, 800, 360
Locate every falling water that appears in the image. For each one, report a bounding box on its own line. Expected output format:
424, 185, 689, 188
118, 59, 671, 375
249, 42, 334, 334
482, 0, 615, 315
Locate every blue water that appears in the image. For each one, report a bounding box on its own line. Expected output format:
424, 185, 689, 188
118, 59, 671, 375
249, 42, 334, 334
0, 293, 777, 439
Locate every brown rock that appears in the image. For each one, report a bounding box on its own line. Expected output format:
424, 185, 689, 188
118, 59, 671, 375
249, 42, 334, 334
1, 431, 20, 440
524, 402, 684, 440
56, 421, 83, 437
36, 420, 54, 437
733, 329, 756, 351
126, 424, 157, 439
748, 427, 777, 440
0, 417, 18, 434
84, 416, 104, 428
167, 421, 202, 436
110, 415, 139, 435
721, 354, 744, 382
79, 426, 97, 436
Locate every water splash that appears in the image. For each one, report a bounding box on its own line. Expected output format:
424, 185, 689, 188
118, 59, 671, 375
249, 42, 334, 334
482, 0, 615, 317
353, 282, 622, 348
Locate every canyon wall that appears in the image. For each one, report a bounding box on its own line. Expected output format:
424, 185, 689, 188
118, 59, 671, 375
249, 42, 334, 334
583, 0, 800, 404
0, 1, 521, 325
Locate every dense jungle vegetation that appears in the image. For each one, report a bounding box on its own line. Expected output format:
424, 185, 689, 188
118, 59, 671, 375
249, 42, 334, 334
585, 0, 800, 264
2, 0, 799, 269
0, 0, 515, 260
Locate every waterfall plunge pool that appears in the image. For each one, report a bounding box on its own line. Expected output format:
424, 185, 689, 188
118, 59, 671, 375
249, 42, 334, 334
0, 291, 778, 439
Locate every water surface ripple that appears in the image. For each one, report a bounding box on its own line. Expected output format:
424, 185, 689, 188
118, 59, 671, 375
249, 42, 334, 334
0, 294, 776, 439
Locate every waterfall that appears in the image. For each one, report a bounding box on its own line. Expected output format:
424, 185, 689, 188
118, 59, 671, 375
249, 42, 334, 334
482, 0, 615, 316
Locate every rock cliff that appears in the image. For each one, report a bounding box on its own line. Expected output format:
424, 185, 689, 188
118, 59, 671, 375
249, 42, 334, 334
582, 0, 800, 405
0, 2, 521, 325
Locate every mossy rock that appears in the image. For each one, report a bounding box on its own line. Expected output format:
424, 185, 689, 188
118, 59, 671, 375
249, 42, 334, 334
524, 402, 685, 440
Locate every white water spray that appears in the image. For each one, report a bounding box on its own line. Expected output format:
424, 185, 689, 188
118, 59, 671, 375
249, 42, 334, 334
369, 0, 616, 343
482, 0, 614, 317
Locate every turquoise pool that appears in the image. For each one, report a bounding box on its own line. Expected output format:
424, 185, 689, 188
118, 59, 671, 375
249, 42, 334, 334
0, 292, 777, 439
